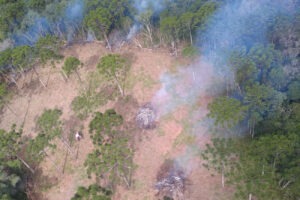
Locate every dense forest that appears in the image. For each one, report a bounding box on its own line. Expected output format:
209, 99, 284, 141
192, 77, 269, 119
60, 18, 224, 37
0, 0, 300, 199
202, 1, 300, 199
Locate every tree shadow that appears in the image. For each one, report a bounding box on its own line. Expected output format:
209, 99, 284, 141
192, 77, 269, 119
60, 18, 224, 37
25, 167, 59, 200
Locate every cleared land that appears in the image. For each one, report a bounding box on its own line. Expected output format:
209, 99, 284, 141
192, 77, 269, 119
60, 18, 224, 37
0, 42, 232, 200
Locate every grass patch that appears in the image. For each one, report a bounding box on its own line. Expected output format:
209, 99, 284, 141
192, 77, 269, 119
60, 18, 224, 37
143, 75, 157, 88
143, 196, 151, 200
126, 67, 158, 91
157, 126, 165, 137
173, 132, 196, 147
133, 180, 146, 190
156, 113, 176, 137
39, 179, 56, 192
182, 45, 198, 58
160, 112, 175, 122
64, 160, 76, 174
173, 120, 196, 147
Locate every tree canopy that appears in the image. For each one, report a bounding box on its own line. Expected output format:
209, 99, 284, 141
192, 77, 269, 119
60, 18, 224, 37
85, 109, 133, 189
0, 126, 28, 200
62, 56, 82, 82
71, 184, 112, 200
97, 54, 130, 97
35, 35, 63, 65
204, 13, 300, 199
208, 96, 247, 128
26, 109, 62, 163
203, 132, 300, 200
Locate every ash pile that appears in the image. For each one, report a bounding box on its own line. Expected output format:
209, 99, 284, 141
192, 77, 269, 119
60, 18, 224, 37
155, 160, 186, 200
136, 103, 156, 129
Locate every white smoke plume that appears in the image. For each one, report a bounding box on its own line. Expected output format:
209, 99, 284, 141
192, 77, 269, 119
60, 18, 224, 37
151, 0, 298, 174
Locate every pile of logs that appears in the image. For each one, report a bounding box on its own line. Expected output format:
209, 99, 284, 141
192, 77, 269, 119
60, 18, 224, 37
136, 103, 156, 129
155, 161, 185, 200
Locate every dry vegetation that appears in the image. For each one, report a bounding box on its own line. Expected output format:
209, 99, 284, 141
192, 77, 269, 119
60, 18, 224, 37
0, 42, 231, 200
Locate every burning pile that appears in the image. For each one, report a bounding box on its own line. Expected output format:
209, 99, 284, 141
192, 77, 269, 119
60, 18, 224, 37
155, 160, 186, 200
136, 103, 156, 129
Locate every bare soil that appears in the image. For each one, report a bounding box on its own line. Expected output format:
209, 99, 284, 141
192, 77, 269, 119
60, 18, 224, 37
0, 42, 232, 200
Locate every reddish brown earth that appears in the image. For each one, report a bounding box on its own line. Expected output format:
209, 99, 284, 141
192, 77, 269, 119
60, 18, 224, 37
0, 42, 232, 200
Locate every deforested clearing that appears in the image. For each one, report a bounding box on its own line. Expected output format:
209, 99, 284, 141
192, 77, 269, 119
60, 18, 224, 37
1, 0, 299, 200
0, 42, 230, 200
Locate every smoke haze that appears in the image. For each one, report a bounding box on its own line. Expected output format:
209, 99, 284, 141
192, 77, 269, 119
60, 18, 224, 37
127, 0, 167, 40
153, 0, 297, 119
150, 0, 298, 172
134, 0, 166, 14
12, 0, 84, 46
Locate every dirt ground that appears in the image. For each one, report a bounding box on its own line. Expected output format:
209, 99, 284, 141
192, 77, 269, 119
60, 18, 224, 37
0, 42, 232, 200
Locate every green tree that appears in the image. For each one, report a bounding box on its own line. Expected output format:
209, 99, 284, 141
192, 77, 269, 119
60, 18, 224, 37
0, 166, 27, 200
11, 46, 33, 73
26, 109, 62, 163
179, 12, 196, 45
85, 109, 133, 189
84, 0, 133, 30
11, 45, 46, 87
88, 109, 123, 145
229, 52, 258, 92
202, 132, 300, 200
0, 0, 26, 40
159, 0, 217, 46
35, 35, 63, 65
201, 137, 236, 188
137, 9, 154, 46
71, 93, 101, 120
71, 184, 111, 200
248, 44, 281, 85
0, 126, 31, 199
35, 35, 63, 86
284, 103, 300, 137
0, 126, 24, 170
202, 3, 300, 200
230, 45, 285, 94
71, 71, 117, 119
0, 83, 15, 115
0, 48, 12, 77
0, 125, 34, 173
36, 109, 62, 137
84, 8, 113, 50
194, 1, 217, 31
287, 80, 300, 101
85, 137, 133, 188
0, 49, 20, 89
244, 84, 286, 137
97, 54, 130, 97
27, 0, 46, 12
208, 96, 247, 128
62, 56, 82, 82
160, 16, 180, 56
